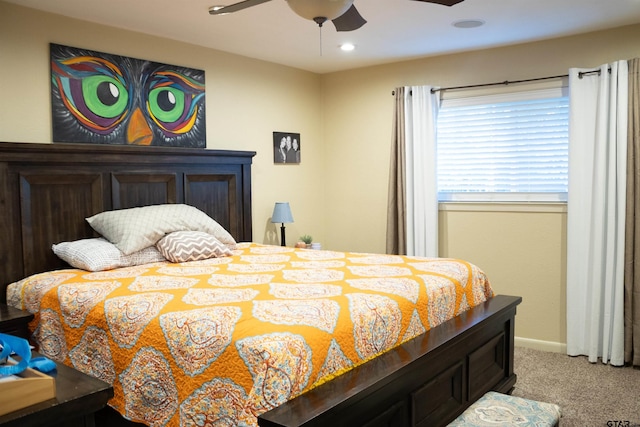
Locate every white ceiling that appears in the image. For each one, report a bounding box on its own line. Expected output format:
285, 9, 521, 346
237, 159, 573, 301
7, 0, 640, 74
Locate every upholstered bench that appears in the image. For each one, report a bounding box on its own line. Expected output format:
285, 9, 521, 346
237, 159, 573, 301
447, 391, 561, 426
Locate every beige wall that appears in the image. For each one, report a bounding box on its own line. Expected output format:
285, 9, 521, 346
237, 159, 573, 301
320, 24, 640, 349
0, 1, 326, 248
3, 0, 640, 350
439, 204, 567, 350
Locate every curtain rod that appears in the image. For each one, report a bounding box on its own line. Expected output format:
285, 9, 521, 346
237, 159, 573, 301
391, 68, 607, 96
430, 74, 568, 94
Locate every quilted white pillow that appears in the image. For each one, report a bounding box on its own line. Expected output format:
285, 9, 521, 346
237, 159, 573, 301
156, 231, 232, 263
52, 238, 166, 271
86, 204, 237, 255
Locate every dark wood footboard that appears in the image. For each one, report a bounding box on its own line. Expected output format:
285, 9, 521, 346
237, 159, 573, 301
258, 294, 522, 427
94, 294, 520, 427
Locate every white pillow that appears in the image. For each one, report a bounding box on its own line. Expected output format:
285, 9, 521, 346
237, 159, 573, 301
156, 231, 232, 263
52, 238, 166, 272
86, 204, 237, 255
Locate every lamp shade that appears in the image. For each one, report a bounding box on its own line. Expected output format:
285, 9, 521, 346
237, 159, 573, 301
271, 202, 294, 224
286, 0, 354, 21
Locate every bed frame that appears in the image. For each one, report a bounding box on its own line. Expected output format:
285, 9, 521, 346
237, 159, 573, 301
0, 141, 521, 427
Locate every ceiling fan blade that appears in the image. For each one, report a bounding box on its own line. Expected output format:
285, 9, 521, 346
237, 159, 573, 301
209, 0, 272, 15
411, 0, 465, 6
331, 4, 367, 32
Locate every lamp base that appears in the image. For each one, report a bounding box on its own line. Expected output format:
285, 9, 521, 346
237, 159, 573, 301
280, 224, 286, 246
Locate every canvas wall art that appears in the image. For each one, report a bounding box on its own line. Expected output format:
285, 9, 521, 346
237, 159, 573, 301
273, 131, 301, 164
50, 43, 206, 148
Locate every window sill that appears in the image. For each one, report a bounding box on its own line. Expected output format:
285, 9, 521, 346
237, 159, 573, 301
439, 202, 567, 214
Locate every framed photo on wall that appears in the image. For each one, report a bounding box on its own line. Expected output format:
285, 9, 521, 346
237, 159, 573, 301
273, 132, 300, 164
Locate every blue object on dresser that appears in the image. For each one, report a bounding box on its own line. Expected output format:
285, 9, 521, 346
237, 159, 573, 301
0, 332, 56, 376
447, 391, 561, 427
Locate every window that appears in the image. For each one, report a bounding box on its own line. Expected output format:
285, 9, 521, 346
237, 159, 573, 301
436, 88, 569, 202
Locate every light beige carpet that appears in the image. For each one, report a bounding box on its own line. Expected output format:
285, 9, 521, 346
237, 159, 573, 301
512, 346, 640, 427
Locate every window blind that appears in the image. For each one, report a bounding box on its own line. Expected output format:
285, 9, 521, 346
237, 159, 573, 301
436, 88, 569, 202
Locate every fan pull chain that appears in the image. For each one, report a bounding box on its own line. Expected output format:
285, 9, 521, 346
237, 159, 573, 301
313, 17, 327, 57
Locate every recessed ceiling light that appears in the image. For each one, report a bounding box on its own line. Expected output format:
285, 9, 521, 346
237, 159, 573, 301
340, 43, 355, 52
452, 19, 485, 29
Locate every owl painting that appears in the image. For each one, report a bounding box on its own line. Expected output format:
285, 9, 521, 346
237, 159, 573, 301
50, 44, 206, 147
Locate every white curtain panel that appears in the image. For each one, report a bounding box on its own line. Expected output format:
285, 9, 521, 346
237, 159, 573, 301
404, 86, 439, 257
567, 61, 628, 366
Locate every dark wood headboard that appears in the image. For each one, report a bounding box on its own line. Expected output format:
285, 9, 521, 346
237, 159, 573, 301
0, 142, 255, 301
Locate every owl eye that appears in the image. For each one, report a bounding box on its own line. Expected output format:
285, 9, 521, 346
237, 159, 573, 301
52, 56, 131, 134
145, 71, 204, 136
82, 75, 129, 119
148, 87, 185, 123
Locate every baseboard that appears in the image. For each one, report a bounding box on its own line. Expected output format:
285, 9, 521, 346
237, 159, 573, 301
515, 337, 567, 354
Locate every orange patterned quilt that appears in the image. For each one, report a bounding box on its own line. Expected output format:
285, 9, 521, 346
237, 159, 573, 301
7, 243, 493, 427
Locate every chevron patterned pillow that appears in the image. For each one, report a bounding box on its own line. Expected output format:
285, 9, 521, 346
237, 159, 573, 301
156, 231, 232, 263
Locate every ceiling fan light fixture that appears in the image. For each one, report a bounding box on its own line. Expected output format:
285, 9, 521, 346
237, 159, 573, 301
286, 0, 354, 21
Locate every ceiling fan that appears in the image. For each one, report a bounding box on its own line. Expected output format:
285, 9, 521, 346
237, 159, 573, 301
209, 0, 465, 32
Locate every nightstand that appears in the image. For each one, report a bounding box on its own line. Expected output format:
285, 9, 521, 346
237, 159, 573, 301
0, 355, 114, 427
0, 303, 114, 426
0, 303, 34, 339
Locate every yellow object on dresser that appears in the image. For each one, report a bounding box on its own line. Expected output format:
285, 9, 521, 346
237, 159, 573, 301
0, 364, 55, 416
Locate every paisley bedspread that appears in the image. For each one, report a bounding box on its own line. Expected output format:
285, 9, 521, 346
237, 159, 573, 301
6, 243, 493, 427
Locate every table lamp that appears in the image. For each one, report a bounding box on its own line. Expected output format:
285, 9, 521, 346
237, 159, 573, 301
271, 202, 294, 246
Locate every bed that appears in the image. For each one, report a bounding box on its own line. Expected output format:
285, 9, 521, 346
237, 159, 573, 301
0, 141, 521, 427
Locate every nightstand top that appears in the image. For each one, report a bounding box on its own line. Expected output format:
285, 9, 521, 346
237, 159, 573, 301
0, 352, 114, 426
0, 303, 33, 324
